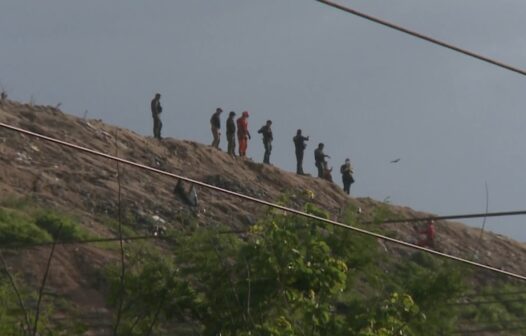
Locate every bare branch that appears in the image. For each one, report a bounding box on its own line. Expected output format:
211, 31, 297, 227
112, 130, 126, 336
32, 223, 63, 335
0, 250, 31, 334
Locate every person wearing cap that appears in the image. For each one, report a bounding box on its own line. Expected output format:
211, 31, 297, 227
257, 120, 273, 164
226, 111, 236, 157
293, 129, 309, 175
150, 93, 163, 140
236, 111, 251, 157
340, 158, 354, 194
314, 143, 330, 178
210, 108, 223, 149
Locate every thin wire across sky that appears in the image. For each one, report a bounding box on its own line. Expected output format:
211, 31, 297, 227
316, 0, 526, 77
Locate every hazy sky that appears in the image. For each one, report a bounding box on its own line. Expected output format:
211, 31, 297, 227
1, 1, 526, 241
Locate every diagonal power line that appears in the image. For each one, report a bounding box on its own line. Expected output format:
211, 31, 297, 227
316, 0, 526, 77
1, 121, 526, 281
0, 230, 248, 250
364, 209, 526, 225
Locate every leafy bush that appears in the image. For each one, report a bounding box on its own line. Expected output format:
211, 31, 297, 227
106, 244, 195, 336
0, 208, 51, 245
35, 211, 91, 241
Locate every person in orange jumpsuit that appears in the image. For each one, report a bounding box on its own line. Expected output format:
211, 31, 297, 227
236, 111, 251, 157
417, 220, 436, 248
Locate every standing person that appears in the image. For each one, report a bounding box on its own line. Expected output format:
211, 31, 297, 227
151, 93, 162, 140
257, 120, 273, 164
340, 158, 354, 194
210, 108, 223, 149
314, 143, 330, 178
236, 111, 251, 157
226, 111, 236, 157
417, 220, 436, 248
293, 129, 309, 175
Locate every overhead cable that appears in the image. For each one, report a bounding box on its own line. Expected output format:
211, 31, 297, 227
316, 0, 526, 77
365, 209, 526, 225
1, 121, 525, 281
0, 230, 247, 250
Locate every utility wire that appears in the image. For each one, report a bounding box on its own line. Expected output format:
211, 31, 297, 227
364, 209, 526, 225
316, 0, 526, 77
459, 290, 526, 298
0, 230, 247, 250
452, 325, 526, 334
112, 130, 125, 336
450, 298, 526, 306
32, 223, 62, 336
1, 122, 526, 281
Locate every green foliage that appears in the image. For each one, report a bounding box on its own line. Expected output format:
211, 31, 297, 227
171, 208, 350, 335
0, 279, 27, 335
386, 253, 466, 334
0, 208, 52, 245
0, 273, 58, 335
358, 293, 421, 336
0, 194, 485, 334
0, 198, 93, 245
459, 283, 526, 328
35, 211, 91, 241
104, 202, 475, 335
102, 216, 139, 237
106, 243, 195, 336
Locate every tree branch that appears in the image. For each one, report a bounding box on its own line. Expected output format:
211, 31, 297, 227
32, 223, 63, 335
0, 250, 32, 334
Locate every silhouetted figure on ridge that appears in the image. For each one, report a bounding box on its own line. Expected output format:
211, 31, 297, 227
226, 111, 236, 157
151, 93, 163, 140
340, 158, 354, 195
293, 129, 309, 175
258, 120, 273, 164
314, 143, 330, 178
210, 107, 223, 149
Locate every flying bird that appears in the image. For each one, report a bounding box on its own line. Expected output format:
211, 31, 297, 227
390, 158, 401, 163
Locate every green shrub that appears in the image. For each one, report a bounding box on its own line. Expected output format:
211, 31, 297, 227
34, 212, 90, 241
0, 208, 51, 245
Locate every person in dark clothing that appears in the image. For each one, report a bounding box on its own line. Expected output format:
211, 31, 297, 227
340, 158, 354, 194
293, 129, 309, 175
226, 111, 236, 157
314, 143, 330, 178
258, 120, 273, 164
151, 93, 162, 140
210, 108, 223, 149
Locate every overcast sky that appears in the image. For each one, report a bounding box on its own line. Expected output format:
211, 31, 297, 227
1, 0, 525, 241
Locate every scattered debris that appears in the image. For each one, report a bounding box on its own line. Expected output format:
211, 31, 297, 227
150, 215, 167, 236
15, 151, 31, 163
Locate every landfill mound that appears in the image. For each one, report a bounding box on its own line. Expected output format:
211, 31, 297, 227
1, 99, 526, 334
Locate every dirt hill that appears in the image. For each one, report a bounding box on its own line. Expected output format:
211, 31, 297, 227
1, 99, 526, 334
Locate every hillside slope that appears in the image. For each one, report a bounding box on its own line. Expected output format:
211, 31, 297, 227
1, 99, 526, 334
